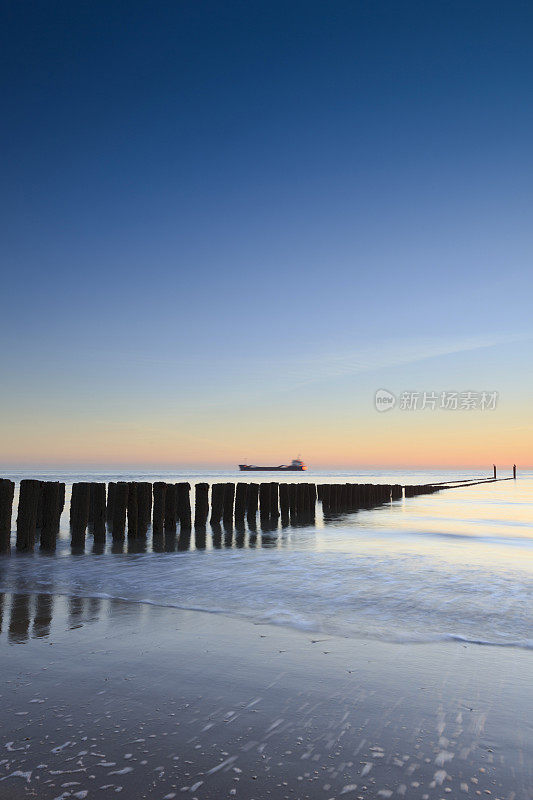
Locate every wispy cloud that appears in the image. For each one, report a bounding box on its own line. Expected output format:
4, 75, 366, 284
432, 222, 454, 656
273, 332, 528, 387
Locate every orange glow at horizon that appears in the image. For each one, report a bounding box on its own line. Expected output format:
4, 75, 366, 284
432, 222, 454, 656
1, 405, 531, 469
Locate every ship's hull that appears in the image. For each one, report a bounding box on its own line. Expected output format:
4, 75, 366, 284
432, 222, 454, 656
238, 465, 307, 471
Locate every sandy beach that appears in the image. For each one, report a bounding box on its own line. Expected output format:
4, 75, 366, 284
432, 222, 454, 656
1, 591, 531, 799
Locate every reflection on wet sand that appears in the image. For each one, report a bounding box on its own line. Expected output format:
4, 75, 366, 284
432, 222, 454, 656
8, 592, 31, 644
0, 592, 531, 800
33, 592, 53, 638
0, 592, 98, 643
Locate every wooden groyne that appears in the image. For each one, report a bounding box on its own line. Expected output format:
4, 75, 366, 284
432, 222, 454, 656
0, 479, 15, 553
0, 470, 517, 553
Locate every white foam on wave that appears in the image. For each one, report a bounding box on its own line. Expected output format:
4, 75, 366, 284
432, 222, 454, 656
1, 547, 532, 650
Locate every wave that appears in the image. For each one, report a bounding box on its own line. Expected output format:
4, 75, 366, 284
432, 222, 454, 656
2, 583, 532, 651
1, 513, 532, 653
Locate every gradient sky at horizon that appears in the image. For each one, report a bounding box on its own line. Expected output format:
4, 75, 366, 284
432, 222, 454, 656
1, 0, 532, 467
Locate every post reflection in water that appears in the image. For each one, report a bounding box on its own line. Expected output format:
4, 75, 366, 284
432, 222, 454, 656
0, 593, 126, 646
33, 593, 53, 638
8, 593, 32, 644
13, 499, 330, 556
68, 595, 84, 629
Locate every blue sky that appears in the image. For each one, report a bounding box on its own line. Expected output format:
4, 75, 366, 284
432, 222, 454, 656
1, 1, 532, 465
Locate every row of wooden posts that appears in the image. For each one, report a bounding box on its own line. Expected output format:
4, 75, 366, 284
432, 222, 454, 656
0, 478, 442, 553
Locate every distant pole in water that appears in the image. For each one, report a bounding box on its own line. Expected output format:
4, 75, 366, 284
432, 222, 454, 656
493, 464, 497, 479
513, 464, 517, 479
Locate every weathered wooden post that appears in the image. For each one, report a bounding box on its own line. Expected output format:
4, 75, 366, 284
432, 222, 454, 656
195, 483, 209, 527
106, 482, 116, 524
320, 483, 331, 512
493, 464, 497, 479
152, 482, 167, 534
246, 483, 259, 522
127, 482, 139, 536
59, 482, 66, 516
164, 483, 178, 532
210, 483, 225, 525
513, 464, 517, 479
70, 482, 91, 546
279, 483, 290, 518
177, 482, 192, 528
16, 479, 42, 552
223, 483, 235, 524
391, 484, 402, 500
136, 482, 152, 532
329, 484, 339, 513
0, 479, 15, 553
288, 483, 297, 517
36, 483, 44, 531
307, 483, 316, 520
111, 481, 129, 540
344, 483, 352, 510
89, 483, 106, 539
40, 481, 65, 550
296, 483, 308, 517
269, 482, 279, 518
259, 483, 271, 520
234, 483, 247, 521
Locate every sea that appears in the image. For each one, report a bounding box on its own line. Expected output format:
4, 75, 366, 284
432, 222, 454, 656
0, 468, 531, 650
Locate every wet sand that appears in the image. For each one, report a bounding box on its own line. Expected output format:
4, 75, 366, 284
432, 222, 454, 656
0, 592, 531, 799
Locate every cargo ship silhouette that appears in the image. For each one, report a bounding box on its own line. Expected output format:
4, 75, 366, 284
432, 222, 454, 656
238, 458, 307, 472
